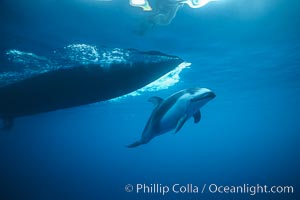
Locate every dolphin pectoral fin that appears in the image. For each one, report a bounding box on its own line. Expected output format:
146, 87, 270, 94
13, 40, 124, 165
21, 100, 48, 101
174, 115, 188, 134
193, 110, 201, 123
126, 140, 144, 148
148, 96, 164, 106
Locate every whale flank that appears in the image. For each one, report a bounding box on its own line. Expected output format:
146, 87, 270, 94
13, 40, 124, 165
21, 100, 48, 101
0, 45, 185, 129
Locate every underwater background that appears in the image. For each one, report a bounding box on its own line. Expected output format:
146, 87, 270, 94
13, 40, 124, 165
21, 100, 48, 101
0, 0, 299, 199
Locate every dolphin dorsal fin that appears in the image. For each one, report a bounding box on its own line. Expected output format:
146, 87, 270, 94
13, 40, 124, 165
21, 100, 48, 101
193, 110, 201, 123
148, 96, 163, 106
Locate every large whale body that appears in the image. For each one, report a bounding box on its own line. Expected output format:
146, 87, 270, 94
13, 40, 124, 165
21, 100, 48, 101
0, 44, 185, 129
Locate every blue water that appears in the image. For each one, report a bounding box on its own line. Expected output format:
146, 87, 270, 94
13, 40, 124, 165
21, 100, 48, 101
0, 0, 300, 200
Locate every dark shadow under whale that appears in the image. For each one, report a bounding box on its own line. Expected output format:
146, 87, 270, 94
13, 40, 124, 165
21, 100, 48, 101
0, 48, 184, 129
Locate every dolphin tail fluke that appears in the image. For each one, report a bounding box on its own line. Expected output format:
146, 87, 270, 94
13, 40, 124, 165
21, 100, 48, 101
126, 140, 144, 148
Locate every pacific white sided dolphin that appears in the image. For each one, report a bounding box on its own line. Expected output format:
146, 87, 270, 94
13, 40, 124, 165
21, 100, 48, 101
127, 88, 216, 148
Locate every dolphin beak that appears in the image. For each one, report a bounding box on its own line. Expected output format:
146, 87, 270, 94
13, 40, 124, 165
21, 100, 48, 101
204, 91, 216, 100
210, 92, 216, 99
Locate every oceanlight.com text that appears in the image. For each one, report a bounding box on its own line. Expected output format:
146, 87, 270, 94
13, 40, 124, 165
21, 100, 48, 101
208, 184, 294, 196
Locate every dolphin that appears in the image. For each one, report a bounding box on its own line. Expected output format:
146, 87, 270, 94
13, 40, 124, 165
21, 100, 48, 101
127, 88, 216, 148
